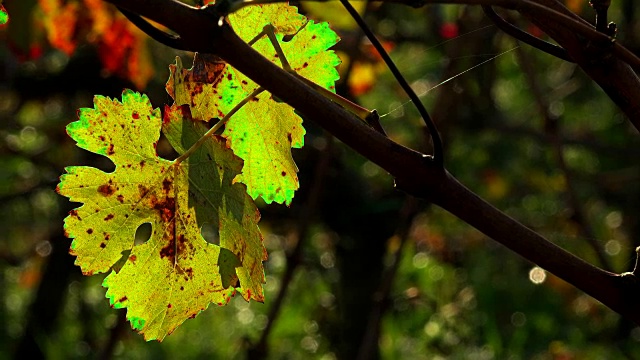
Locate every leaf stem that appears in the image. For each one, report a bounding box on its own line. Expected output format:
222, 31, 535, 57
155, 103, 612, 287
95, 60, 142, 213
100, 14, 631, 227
174, 87, 265, 164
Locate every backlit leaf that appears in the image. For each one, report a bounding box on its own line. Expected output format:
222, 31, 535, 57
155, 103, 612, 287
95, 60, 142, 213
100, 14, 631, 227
167, 3, 340, 205
57, 90, 266, 341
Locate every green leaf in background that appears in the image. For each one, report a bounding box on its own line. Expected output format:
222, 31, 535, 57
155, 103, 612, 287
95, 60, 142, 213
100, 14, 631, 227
166, 3, 340, 205
0, 2, 8, 25
56, 90, 265, 341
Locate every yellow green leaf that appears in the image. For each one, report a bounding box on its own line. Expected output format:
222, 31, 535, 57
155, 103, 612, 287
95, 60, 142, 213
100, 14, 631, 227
166, 3, 340, 205
57, 90, 265, 341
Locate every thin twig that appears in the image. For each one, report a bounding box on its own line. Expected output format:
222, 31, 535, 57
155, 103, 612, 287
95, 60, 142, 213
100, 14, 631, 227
339, 0, 444, 166
482, 6, 573, 62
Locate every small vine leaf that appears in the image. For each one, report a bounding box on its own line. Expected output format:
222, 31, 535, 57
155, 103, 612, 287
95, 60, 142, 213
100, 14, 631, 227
166, 3, 340, 205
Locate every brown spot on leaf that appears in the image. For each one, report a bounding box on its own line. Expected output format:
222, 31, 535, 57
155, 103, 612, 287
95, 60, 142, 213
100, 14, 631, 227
100, 242, 106, 248
162, 106, 172, 124
138, 184, 148, 196
180, 286, 184, 291
87, 229, 93, 234
192, 83, 203, 96
139, 160, 146, 168
303, 62, 308, 68
118, 296, 127, 303
179, 104, 192, 118
191, 54, 226, 83
107, 144, 115, 155
104, 233, 111, 240
167, 303, 172, 308
69, 210, 81, 220
153, 196, 175, 223
99, 135, 106, 141
132, 111, 140, 120
184, 267, 193, 280
162, 178, 171, 193
287, 133, 292, 143
156, 198, 177, 261
129, 255, 137, 262
104, 214, 114, 221
281, 171, 287, 176
98, 184, 115, 196
160, 238, 175, 260
117, 194, 124, 203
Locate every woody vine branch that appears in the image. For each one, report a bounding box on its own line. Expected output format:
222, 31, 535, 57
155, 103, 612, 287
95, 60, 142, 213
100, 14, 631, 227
105, 0, 640, 324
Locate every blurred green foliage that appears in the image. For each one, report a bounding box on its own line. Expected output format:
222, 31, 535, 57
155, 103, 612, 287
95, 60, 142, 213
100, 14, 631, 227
1, 0, 640, 359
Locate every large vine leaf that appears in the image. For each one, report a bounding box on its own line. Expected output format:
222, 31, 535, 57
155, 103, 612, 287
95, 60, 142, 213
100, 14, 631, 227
166, 3, 340, 205
56, 90, 266, 341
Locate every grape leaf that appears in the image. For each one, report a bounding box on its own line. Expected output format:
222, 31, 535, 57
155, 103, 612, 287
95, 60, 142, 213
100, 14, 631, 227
166, 3, 340, 205
56, 90, 266, 341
